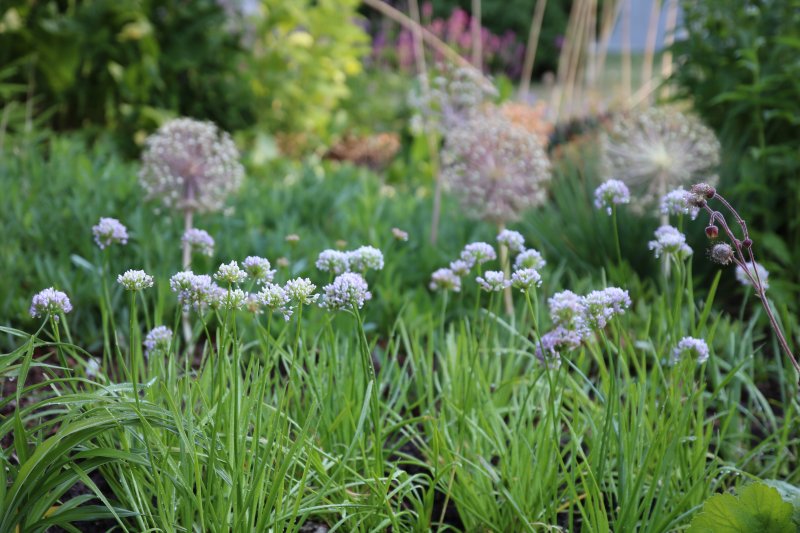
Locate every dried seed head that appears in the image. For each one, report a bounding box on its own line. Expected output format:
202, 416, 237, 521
705, 225, 719, 239
709, 243, 734, 265
690, 182, 716, 199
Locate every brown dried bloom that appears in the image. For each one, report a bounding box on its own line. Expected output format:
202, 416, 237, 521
139, 118, 244, 213
499, 101, 553, 147
441, 108, 551, 224
601, 106, 720, 209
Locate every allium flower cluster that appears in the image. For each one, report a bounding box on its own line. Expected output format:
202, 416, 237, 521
736, 261, 769, 291
139, 118, 244, 213
392, 227, 409, 241
511, 268, 542, 292
672, 336, 710, 365
594, 179, 631, 215
449, 260, 471, 277
460, 242, 497, 267
215, 288, 248, 311
535, 326, 584, 366
515, 249, 546, 271
582, 288, 632, 329
284, 278, 318, 305
257, 283, 292, 320
429, 268, 462, 292
170, 271, 215, 311
476, 271, 510, 292
660, 188, 699, 219
30, 288, 73, 319
144, 326, 173, 358
92, 217, 128, 250
242, 256, 275, 284
497, 229, 525, 253
320, 273, 372, 311
441, 110, 551, 224
316, 249, 350, 275
648, 225, 693, 260
347, 246, 384, 272
548, 290, 585, 331
215, 261, 247, 285
601, 106, 720, 209
117, 270, 154, 291
182, 228, 215, 256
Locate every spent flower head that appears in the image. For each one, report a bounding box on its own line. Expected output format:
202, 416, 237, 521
182, 228, 215, 256
144, 326, 173, 358
30, 288, 73, 319
497, 229, 526, 254
429, 268, 462, 292
215, 261, 247, 285
648, 225, 693, 260
594, 179, 631, 215
442, 110, 551, 224
672, 336, 710, 365
117, 269, 154, 291
476, 270, 510, 292
92, 217, 128, 250
601, 106, 720, 209
139, 118, 244, 213
321, 272, 372, 311
709, 243, 735, 265
242, 256, 275, 284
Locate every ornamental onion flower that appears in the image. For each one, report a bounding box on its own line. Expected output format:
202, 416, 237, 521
672, 336, 710, 365
92, 217, 128, 250
548, 290, 585, 331
117, 270, 154, 291
429, 268, 462, 292
648, 225, 693, 260
139, 118, 244, 214
497, 229, 525, 253
441, 109, 551, 224
347, 246, 384, 272
514, 249, 546, 271
601, 106, 720, 209
511, 268, 542, 292
144, 326, 173, 358
242, 256, 275, 284
476, 271, 510, 292
257, 283, 292, 321
581, 287, 631, 329
460, 242, 497, 267
30, 288, 73, 319
316, 249, 350, 275
320, 272, 372, 311
449, 260, 472, 277
216, 288, 247, 311
215, 261, 247, 285
736, 261, 769, 291
284, 278, 318, 305
660, 188, 699, 220
182, 228, 215, 256
535, 326, 585, 365
594, 179, 631, 215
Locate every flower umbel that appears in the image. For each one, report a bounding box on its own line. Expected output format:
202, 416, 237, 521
316, 249, 350, 275
215, 261, 247, 285
144, 326, 173, 358
117, 270, 154, 291
30, 288, 73, 319
429, 268, 462, 292
92, 217, 128, 250
461, 242, 497, 267
242, 256, 276, 285
182, 228, 215, 257
511, 268, 542, 292
594, 179, 631, 215
321, 272, 372, 311
476, 271, 510, 292
515, 249, 546, 271
736, 261, 769, 291
672, 337, 710, 365
284, 278, 318, 305
648, 225, 693, 260
497, 229, 525, 253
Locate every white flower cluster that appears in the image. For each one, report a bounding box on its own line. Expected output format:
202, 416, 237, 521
144, 326, 173, 358
315, 246, 384, 275
214, 261, 248, 285
117, 269, 154, 291
660, 188, 699, 220
320, 272, 372, 311
92, 217, 128, 250
182, 228, 215, 257
601, 106, 720, 209
736, 261, 769, 291
497, 229, 525, 253
242, 256, 276, 285
441, 110, 551, 224
139, 118, 244, 213
648, 225, 693, 261
594, 179, 631, 215
672, 336, 710, 365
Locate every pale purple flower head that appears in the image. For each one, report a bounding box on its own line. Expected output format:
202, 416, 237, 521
170, 271, 215, 311
347, 246, 384, 272
548, 290, 585, 330
511, 268, 542, 292
284, 278, 318, 305
30, 288, 73, 319
476, 270, 510, 292
497, 229, 525, 254
582, 287, 631, 329
214, 261, 247, 285
144, 326, 173, 358
242, 256, 276, 284
429, 268, 462, 292
117, 269, 154, 291
514, 249, 546, 271
321, 272, 372, 311
449, 259, 472, 277
460, 242, 497, 268
672, 336, 710, 365
257, 283, 292, 321
534, 326, 585, 366
217, 288, 248, 311
736, 261, 769, 291
594, 179, 631, 215
660, 188, 699, 220
392, 227, 409, 241
316, 249, 350, 275
648, 225, 693, 260
182, 228, 215, 256
92, 217, 128, 250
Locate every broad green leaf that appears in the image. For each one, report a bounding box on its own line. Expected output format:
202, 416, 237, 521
688, 483, 795, 532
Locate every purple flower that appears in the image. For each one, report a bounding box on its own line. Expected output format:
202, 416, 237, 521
257, 283, 292, 321
321, 272, 372, 311
144, 326, 173, 358
594, 179, 631, 215
476, 270, 509, 292
648, 225, 693, 260
92, 217, 128, 249
672, 336, 710, 364
460, 242, 497, 267
660, 188, 699, 219
316, 249, 350, 275
430, 268, 462, 292
30, 288, 73, 319
548, 290, 585, 330
182, 228, 215, 256
736, 261, 769, 290
497, 229, 525, 253
515, 249, 546, 271
449, 259, 472, 277
242, 256, 275, 284
347, 246, 384, 272
511, 268, 542, 292
582, 287, 631, 329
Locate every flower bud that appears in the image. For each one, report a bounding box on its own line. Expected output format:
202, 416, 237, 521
705, 225, 719, 239
742, 238, 753, 249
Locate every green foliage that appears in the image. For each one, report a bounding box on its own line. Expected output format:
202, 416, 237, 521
688, 482, 798, 532
0, 0, 256, 150
670, 0, 800, 318
251, 0, 370, 147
